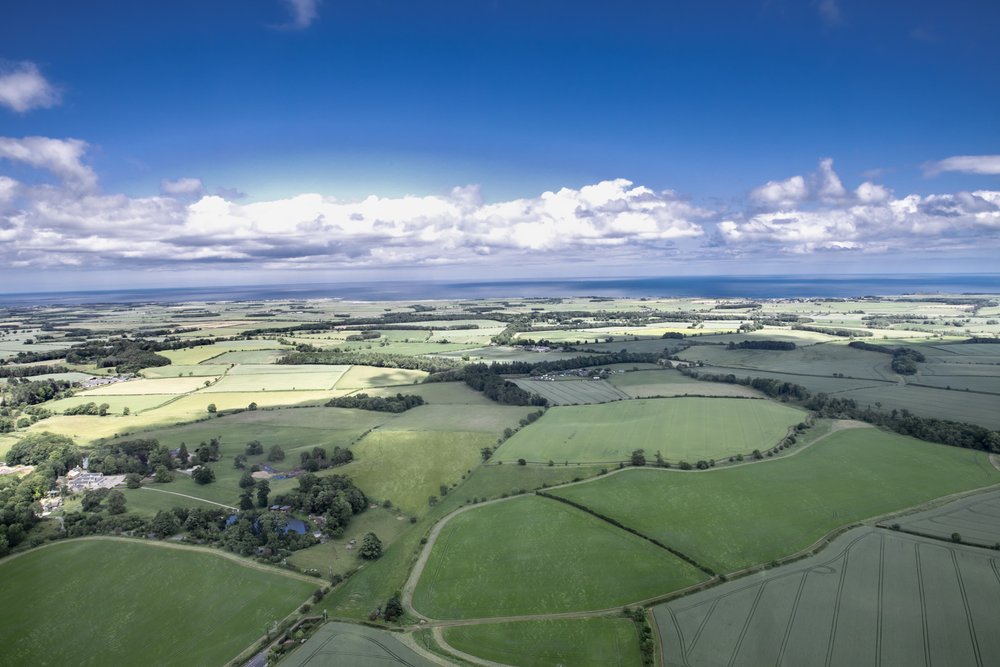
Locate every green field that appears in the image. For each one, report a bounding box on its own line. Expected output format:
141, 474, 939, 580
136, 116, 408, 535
551, 426, 1000, 573
203, 369, 347, 392
281, 622, 436, 667
511, 377, 631, 404
366, 380, 497, 405
609, 368, 763, 398
79, 376, 216, 395
444, 618, 642, 667
46, 393, 175, 414
655, 527, 1000, 667
335, 365, 428, 388
494, 397, 805, 464
677, 342, 898, 381
411, 495, 707, 618
890, 488, 1000, 546
140, 364, 230, 378
343, 430, 497, 514
0, 539, 316, 667
286, 506, 412, 575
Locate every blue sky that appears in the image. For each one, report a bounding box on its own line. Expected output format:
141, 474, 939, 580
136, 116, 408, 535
1, 0, 999, 291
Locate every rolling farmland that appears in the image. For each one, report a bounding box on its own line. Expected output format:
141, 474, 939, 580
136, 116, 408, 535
281, 622, 437, 667
890, 489, 1000, 547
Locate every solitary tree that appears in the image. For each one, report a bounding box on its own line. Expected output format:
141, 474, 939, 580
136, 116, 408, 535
239, 489, 254, 511
125, 473, 142, 489
383, 592, 404, 622
238, 469, 256, 489
630, 449, 646, 466
107, 490, 126, 515
150, 510, 181, 537
206, 403, 217, 414
192, 466, 215, 485
178, 442, 189, 466
267, 445, 285, 462
256, 479, 270, 508
154, 465, 173, 483
359, 532, 383, 560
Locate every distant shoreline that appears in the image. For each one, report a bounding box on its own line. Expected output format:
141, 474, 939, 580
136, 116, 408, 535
0, 274, 997, 305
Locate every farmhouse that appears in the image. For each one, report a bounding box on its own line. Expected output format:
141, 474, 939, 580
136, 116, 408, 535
61, 467, 126, 493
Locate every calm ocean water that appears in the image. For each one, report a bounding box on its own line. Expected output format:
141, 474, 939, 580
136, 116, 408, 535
1, 275, 998, 305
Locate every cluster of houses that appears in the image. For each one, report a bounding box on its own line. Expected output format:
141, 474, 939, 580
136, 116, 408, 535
58, 463, 126, 494
77, 374, 133, 390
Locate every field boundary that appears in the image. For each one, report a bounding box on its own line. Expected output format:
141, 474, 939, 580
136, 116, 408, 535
140, 485, 238, 510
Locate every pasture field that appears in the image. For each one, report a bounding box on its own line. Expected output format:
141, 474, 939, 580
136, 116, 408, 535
494, 398, 804, 464
443, 618, 642, 667
120, 486, 231, 515
0, 539, 315, 667
287, 506, 412, 574
202, 370, 347, 392
511, 378, 630, 404
890, 488, 1000, 546
551, 426, 1000, 573
609, 368, 763, 398
434, 346, 587, 363
281, 622, 436, 667
411, 495, 707, 618
140, 364, 230, 378
335, 365, 428, 389
343, 430, 498, 514
45, 394, 175, 415
655, 527, 1000, 667
226, 363, 351, 375
78, 376, 216, 396
159, 340, 290, 365
693, 364, 897, 395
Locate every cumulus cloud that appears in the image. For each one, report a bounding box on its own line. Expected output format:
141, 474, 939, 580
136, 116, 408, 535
0, 136, 97, 191
279, 0, 319, 29
160, 177, 205, 197
924, 155, 1000, 177
750, 175, 807, 209
750, 158, 852, 209
0, 62, 60, 113
0, 139, 708, 270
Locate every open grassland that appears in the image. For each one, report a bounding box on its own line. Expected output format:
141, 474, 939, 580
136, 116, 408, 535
385, 403, 539, 432
494, 398, 804, 464
551, 427, 1000, 573
444, 618, 642, 667
120, 486, 232, 515
159, 340, 290, 365
0, 539, 315, 667
655, 527, 1000, 667
344, 430, 497, 514
335, 365, 428, 389
890, 488, 1000, 546
281, 622, 436, 667
511, 378, 631, 404
610, 368, 763, 398
207, 349, 289, 364
227, 363, 352, 375
435, 346, 587, 363
835, 383, 1000, 430
78, 376, 217, 395
412, 495, 707, 618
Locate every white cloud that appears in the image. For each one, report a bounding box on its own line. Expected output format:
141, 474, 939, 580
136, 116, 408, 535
0, 136, 97, 191
0, 62, 60, 113
160, 177, 205, 197
280, 0, 319, 29
750, 175, 807, 209
924, 155, 1000, 177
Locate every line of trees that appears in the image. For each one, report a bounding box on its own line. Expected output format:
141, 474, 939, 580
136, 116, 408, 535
726, 340, 796, 350
278, 347, 462, 373
324, 393, 425, 413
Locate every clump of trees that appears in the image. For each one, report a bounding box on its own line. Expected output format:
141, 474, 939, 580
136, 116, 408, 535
299, 446, 353, 472
2, 378, 74, 407
325, 393, 425, 413
726, 340, 796, 351
272, 473, 368, 535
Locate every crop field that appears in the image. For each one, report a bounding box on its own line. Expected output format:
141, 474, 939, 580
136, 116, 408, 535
140, 364, 230, 378
281, 622, 436, 667
385, 403, 538, 432
655, 527, 1000, 667
443, 618, 642, 667
0, 539, 316, 667
334, 365, 428, 389
207, 349, 289, 364
609, 368, 763, 398
78, 376, 216, 396
159, 340, 290, 365
551, 426, 1000, 573
344, 430, 498, 514
366, 381, 497, 405
677, 342, 897, 381
835, 383, 1000, 430
411, 495, 707, 618
435, 346, 587, 363
511, 377, 630, 404
890, 489, 1000, 546
45, 394, 175, 415
202, 370, 346, 392
494, 398, 804, 464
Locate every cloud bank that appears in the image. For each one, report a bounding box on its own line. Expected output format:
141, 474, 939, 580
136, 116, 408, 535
1, 139, 998, 274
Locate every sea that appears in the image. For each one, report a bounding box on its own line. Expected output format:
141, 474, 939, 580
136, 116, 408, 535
0, 275, 998, 305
